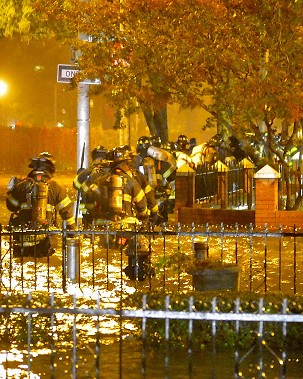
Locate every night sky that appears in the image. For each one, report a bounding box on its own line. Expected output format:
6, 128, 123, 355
0, 37, 79, 127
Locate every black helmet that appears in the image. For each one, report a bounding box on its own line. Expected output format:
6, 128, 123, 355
150, 135, 162, 147
91, 145, 107, 161
163, 141, 177, 151
136, 136, 151, 153
177, 134, 189, 149
208, 133, 224, 147
112, 145, 134, 162
29, 152, 56, 175
189, 137, 197, 147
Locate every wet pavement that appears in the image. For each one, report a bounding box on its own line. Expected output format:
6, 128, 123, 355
1, 173, 303, 378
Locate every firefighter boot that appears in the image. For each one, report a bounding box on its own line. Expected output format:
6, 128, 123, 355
124, 255, 137, 280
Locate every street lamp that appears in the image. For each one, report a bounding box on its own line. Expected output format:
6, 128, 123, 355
0, 80, 8, 126
0, 80, 8, 97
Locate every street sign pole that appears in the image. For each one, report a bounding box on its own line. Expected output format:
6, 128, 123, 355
77, 83, 90, 169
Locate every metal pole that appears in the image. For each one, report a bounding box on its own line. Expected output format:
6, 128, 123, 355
77, 83, 90, 169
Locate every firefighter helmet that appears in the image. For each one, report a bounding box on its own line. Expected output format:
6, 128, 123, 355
150, 135, 162, 147
136, 136, 151, 153
91, 146, 107, 161
177, 134, 189, 149
189, 137, 197, 148
112, 145, 134, 162
163, 141, 177, 152
29, 152, 56, 175
208, 134, 224, 147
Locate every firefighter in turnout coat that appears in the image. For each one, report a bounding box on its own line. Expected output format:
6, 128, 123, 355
6, 152, 76, 257
85, 147, 153, 281
73, 146, 111, 227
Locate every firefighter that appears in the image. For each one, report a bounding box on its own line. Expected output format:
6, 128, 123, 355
136, 136, 177, 221
175, 134, 193, 169
86, 146, 153, 281
176, 134, 190, 152
115, 145, 163, 225
73, 145, 109, 191
73, 145, 110, 227
87, 146, 148, 222
6, 152, 76, 258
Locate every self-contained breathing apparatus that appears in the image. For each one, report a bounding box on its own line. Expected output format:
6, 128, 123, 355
93, 172, 125, 223
8, 173, 52, 258
8, 171, 49, 228
30, 171, 49, 225
7, 153, 56, 258
108, 174, 124, 216
142, 157, 157, 188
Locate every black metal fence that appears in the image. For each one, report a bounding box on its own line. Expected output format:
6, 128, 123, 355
1, 222, 303, 295
1, 223, 303, 378
195, 161, 303, 210
1, 292, 303, 378
195, 163, 250, 209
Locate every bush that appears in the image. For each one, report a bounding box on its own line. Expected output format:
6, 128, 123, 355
123, 290, 303, 351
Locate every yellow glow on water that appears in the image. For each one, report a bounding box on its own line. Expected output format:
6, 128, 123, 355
0, 350, 41, 379
0, 350, 23, 363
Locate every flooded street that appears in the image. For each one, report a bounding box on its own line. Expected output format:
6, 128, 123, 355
1, 172, 303, 378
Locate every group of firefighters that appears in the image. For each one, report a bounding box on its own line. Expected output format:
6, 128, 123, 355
5, 134, 200, 281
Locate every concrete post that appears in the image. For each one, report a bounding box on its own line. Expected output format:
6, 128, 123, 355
241, 158, 255, 210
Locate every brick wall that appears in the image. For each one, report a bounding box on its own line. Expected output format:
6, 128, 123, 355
177, 207, 255, 226
176, 164, 303, 229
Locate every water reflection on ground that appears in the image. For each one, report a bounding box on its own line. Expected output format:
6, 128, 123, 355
2, 231, 303, 295
1, 232, 303, 378
1, 175, 303, 377
1, 339, 303, 378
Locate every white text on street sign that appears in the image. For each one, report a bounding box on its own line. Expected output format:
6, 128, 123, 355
57, 64, 101, 85
57, 64, 79, 83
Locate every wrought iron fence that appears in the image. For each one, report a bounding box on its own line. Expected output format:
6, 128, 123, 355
195, 163, 250, 209
1, 222, 303, 295
195, 161, 303, 210
0, 292, 303, 378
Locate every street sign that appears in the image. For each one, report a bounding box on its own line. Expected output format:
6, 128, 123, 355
57, 64, 79, 83
57, 64, 101, 84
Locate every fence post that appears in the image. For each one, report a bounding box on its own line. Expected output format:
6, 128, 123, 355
241, 158, 255, 210
214, 161, 228, 209
174, 164, 195, 218
254, 165, 280, 226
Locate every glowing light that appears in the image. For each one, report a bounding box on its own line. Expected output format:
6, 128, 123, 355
0, 80, 8, 96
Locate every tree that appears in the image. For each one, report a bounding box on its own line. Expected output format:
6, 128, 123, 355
3, 1, 303, 184
24, 0, 225, 143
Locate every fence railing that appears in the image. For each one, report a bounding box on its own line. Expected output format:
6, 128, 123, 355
195, 163, 252, 209
195, 161, 303, 210
1, 222, 303, 295
0, 292, 303, 378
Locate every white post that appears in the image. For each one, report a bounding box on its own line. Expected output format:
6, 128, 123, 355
77, 83, 90, 169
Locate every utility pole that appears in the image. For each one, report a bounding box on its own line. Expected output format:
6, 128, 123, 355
76, 82, 90, 169
73, 36, 90, 170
